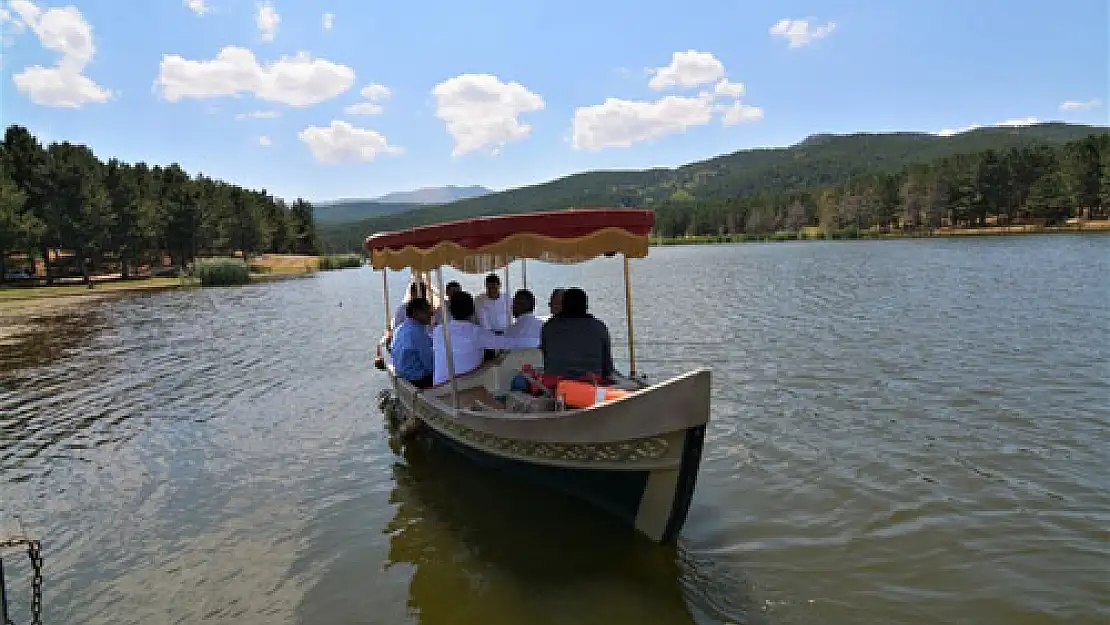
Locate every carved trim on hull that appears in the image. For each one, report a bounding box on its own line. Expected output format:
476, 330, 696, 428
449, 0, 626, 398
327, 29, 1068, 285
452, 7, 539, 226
411, 396, 674, 468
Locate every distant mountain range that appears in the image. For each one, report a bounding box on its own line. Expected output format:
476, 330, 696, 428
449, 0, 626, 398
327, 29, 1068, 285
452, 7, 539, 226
376, 185, 490, 204
313, 185, 491, 224
318, 122, 1106, 251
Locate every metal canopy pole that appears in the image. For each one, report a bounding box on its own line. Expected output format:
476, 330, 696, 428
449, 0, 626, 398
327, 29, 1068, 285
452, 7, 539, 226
380, 269, 390, 332
503, 264, 512, 329
435, 267, 459, 409
521, 258, 528, 289
623, 254, 637, 376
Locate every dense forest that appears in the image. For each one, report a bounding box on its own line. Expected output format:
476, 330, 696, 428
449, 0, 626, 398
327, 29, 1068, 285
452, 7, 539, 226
652, 132, 1110, 238
319, 123, 1106, 250
0, 125, 320, 282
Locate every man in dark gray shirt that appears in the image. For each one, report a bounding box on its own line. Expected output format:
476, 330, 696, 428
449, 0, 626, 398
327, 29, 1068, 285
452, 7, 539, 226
540, 287, 615, 381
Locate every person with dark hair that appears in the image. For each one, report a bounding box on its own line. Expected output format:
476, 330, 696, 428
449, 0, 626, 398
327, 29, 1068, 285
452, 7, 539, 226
545, 288, 564, 320
504, 289, 542, 346
433, 281, 463, 326
392, 297, 435, 388
475, 272, 510, 333
431, 291, 536, 385
392, 281, 427, 330
540, 287, 615, 380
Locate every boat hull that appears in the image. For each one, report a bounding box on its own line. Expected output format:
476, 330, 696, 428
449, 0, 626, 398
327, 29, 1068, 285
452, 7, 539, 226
422, 419, 706, 544
379, 347, 711, 544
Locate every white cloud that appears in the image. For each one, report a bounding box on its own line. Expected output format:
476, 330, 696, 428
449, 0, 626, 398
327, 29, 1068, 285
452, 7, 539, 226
343, 82, 390, 115
322, 12, 334, 30
996, 117, 1040, 127
573, 94, 716, 150
344, 102, 383, 115
258, 135, 272, 147
432, 73, 545, 157
648, 50, 725, 90
714, 79, 745, 99
1060, 99, 1101, 111
185, 0, 209, 16
155, 46, 355, 106
770, 18, 836, 48
6, 0, 112, 108
718, 102, 765, 125
572, 50, 761, 150
256, 1, 279, 43
236, 109, 281, 120
935, 117, 1042, 137
298, 120, 402, 163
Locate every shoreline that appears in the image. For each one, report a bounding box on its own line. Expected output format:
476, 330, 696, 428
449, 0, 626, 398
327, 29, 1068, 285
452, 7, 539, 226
651, 223, 1110, 246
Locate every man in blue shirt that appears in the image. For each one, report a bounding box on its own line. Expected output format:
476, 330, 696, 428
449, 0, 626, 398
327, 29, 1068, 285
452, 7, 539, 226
392, 297, 435, 388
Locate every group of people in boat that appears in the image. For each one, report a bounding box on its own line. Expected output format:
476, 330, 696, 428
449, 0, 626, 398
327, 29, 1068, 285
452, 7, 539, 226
387, 273, 615, 389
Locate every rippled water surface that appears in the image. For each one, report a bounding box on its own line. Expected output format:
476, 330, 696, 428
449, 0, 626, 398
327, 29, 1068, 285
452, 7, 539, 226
1, 236, 1108, 625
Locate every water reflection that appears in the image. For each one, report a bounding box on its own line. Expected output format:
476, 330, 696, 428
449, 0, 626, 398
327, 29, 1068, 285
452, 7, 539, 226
0, 308, 107, 373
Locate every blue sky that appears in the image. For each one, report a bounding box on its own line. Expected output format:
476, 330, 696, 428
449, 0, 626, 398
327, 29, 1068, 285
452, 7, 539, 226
1, 0, 1107, 203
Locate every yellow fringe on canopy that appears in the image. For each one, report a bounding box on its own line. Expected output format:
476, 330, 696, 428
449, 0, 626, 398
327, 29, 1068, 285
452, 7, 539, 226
370, 227, 650, 273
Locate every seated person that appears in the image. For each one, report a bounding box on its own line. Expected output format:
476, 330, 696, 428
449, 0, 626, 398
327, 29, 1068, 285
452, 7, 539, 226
392, 282, 427, 330
543, 288, 564, 322
431, 292, 537, 385
504, 289, 542, 347
540, 287, 615, 381
432, 281, 462, 326
392, 297, 435, 388
474, 273, 510, 333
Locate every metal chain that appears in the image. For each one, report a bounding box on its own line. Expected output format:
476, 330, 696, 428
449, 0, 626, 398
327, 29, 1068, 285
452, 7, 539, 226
0, 537, 43, 625
27, 542, 41, 625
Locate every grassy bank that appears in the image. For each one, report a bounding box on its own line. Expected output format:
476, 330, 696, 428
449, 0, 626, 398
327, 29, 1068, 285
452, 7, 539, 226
653, 222, 1110, 246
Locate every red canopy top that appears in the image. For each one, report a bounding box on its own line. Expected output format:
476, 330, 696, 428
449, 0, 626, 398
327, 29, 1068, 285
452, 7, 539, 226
365, 209, 655, 273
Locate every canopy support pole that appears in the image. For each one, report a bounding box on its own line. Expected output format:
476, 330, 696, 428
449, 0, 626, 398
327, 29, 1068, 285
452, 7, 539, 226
521, 258, 528, 289
623, 254, 637, 376
435, 268, 459, 409
503, 264, 512, 329
380, 269, 390, 332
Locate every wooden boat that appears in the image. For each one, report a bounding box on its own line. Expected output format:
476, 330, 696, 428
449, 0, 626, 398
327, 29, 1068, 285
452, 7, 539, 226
366, 209, 711, 544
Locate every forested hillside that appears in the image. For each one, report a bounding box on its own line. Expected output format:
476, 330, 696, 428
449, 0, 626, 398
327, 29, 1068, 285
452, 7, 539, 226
0, 125, 320, 281
318, 122, 1104, 250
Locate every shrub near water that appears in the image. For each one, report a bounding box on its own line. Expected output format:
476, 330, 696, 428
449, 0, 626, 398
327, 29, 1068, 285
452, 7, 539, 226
318, 254, 364, 271
193, 258, 251, 286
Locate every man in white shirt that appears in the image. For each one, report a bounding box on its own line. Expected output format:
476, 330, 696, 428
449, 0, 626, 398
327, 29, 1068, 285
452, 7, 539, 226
504, 289, 542, 347
474, 273, 510, 333
431, 291, 536, 385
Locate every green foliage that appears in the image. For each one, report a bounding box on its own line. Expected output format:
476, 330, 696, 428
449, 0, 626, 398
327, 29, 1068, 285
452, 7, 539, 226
0, 125, 321, 283
192, 257, 251, 286
317, 253, 363, 271
318, 123, 1104, 250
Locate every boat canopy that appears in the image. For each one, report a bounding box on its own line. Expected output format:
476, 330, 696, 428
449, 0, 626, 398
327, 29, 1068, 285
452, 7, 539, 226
364, 209, 654, 273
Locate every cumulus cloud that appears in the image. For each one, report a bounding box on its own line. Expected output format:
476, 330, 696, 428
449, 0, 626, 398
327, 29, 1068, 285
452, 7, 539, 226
298, 120, 402, 163
573, 95, 716, 150
258, 135, 272, 147
935, 117, 1042, 137
155, 46, 355, 106
1060, 99, 1101, 111
432, 74, 545, 157
185, 0, 209, 16
256, 1, 279, 42
572, 50, 762, 151
718, 102, 765, 125
770, 18, 836, 48
322, 12, 334, 30
4, 0, 112, 107
343, 82, 391, 115
236, 109, 281, 120
648, 50, 725, 90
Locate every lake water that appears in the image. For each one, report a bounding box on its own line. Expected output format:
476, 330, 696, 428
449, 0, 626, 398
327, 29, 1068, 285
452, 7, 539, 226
1, 235, 1107, 625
